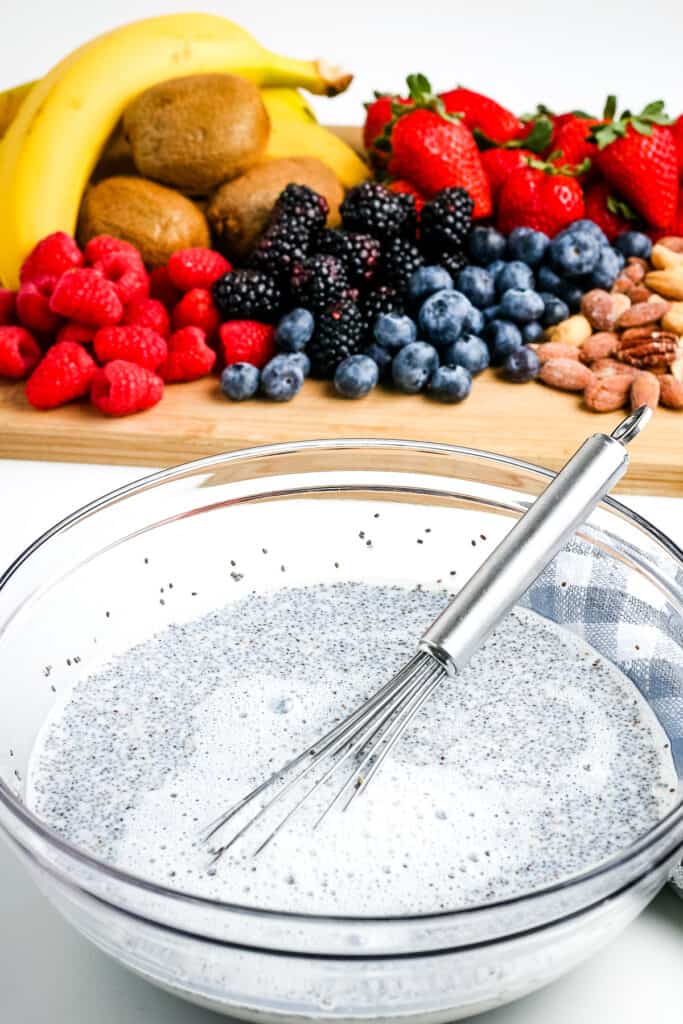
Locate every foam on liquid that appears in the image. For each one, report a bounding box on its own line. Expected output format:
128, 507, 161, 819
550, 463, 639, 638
27, 582, 678, 916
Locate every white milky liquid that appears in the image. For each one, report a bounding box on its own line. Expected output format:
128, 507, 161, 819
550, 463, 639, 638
27, 582, 678, 916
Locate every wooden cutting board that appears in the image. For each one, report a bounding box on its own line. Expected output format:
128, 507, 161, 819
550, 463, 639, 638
1, 373, 681, 494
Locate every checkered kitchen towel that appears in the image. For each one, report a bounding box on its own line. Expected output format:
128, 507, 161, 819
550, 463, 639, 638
520, 533, 683, 898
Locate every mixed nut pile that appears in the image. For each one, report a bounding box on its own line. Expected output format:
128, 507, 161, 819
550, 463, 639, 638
536, 238, 683, 411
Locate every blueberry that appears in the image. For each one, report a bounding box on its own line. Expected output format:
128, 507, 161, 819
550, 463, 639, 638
467, 225, 507, 265
428, 364, 472, 403
555, 278, 584, 313
220, 362, 260, 401
408, 265, 454, 305
506, 227, 549, 268
499, 288, 545, 324
392, 341, 439, 393
483, 304, 502, 323
275, 308, 314, 352
614, 231, 652, 260
549, 232, 600, 276
364, 342, 393, 382
260, 354, 304, 401
456, 266, 496, 309
485, 320, 523, 365
496, 261, 535, 295
502, 345, 542, 382
536, 264, 562, 294
559, 218, 609, 249
374, 312, 417, 353
486, 259, 508, 283
522, 321, 545, 343
443, 333, 489, 375
287, 351, 311, 377
334, 354, 379, 399
540, 293, 570, 327
589, 246, 623, 290
463, 305, 485, 335
418, 289, 470, 345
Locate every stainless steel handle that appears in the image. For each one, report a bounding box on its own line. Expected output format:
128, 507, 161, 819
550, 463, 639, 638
420, 407, 651, 672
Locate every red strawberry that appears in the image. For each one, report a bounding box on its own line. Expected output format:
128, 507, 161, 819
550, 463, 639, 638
551, 115, 600, 170
497, 158, 585, 236
387, 179, 427, 215
439, 87, 522, 145
583, 181, 639, 242
363, 93, 410, 165
591, 101, 678, 228
480, 148, 534, 202
673, 114, 683, 179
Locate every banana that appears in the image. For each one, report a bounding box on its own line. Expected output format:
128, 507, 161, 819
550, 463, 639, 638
263, 116, 369, 191
260, 87, 318, 125
0, 81, 35, 139
0, 14, 352, 287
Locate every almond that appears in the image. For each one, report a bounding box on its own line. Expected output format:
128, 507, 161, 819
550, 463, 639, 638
625, 284, 653, 303
580, 332, 618, 362
650, 242, 683, 269
580, 290, 618, 331
547, 314, 592, 347
612, 272, 633, 294
659, 374, 683, 408
611, 293, 631, 318
590, 358, 638, 380
630, 371, 660, 410
539, 358, 594, 391
584, 374, 631, 412
645, 269, 683, 300
617, 300, 671, 328
624, 261, 646, 283
661, 301, 683, 335
536, 342, 581, 364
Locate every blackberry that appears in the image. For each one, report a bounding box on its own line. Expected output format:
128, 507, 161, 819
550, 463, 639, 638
434, 250, 467, 279
420, 187, 474, 256
379, 236, 425, 292
307, 299, 364, 379
250, 184, 328, 278
212, 270, 282, 322
317, 229, 381, 287
274, 183, 329, 235
360, 285, 405, 341
340, 182, 416, 241
251, 231, 309, 279
290, 255, 353, 314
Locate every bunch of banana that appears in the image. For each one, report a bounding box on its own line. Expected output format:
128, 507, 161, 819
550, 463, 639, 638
0, 13, 367, 288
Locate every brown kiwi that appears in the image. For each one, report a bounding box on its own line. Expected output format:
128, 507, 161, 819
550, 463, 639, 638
207, 157, 343, 261
91, 120, 137, 183
123, 75, 270, 194
78, 176, 210, 267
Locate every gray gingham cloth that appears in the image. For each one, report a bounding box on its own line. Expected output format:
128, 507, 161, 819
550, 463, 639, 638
519, 535, 683, 898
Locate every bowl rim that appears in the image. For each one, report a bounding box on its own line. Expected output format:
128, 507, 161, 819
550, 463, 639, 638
1, 436, 682, 930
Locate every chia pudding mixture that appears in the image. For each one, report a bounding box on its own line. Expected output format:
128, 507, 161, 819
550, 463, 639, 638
27, 582, 677, 916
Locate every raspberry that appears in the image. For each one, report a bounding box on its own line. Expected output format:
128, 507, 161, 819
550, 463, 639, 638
122, 297, 171, 338
16, 275, 61, 333
50, 269, 123, 327
219, 320, 276, 369
149, 266, 181, 308
172, 287, 220, 339
159, 327, 216, 383
56, 322, 97, 346
167, 248, 232, 291
0, 326, 42, 379
0, 289, 17, 326
84, 234, 140, 265
90, 360, 163, 416
20, 232, 83, 284
93, 249, 149, 305
94, 325, 168, 371
25, 341, 96, 409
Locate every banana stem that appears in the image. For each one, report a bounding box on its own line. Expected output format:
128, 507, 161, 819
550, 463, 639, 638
260, 54, 352, 96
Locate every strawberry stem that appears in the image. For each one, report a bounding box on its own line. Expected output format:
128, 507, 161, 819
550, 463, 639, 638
590, 99, 673, 148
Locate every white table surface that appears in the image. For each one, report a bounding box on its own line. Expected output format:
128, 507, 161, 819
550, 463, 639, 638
0, 459, 682, 1022
1, 0, 683, 1016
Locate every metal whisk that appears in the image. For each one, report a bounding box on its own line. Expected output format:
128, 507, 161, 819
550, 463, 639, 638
204, 408, 651, 861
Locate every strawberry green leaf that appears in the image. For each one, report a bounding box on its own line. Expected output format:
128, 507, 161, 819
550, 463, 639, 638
521, 116, 553, 154
631, 117, 654, 136
606, 195, 638, 220
603, 95, 618, 120
570, 108, 596, 119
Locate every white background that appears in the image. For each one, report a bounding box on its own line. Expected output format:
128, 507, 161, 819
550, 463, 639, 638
1, 1, 682, 1020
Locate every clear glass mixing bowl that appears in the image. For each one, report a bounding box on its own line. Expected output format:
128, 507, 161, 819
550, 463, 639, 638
0, 439, 682, 1023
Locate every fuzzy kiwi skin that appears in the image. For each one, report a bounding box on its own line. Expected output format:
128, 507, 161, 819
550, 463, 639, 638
78, 176, 210, 267
123, 74, 270, 194
207, 158, 343, 261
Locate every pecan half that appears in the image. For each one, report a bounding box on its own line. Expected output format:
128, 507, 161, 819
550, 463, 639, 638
617, 332, 679, 369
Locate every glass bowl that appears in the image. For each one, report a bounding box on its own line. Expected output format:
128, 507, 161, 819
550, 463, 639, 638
1, 439, 682, 1023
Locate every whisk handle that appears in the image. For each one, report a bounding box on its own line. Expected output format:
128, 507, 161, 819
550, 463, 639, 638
420, 407, 651, 673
